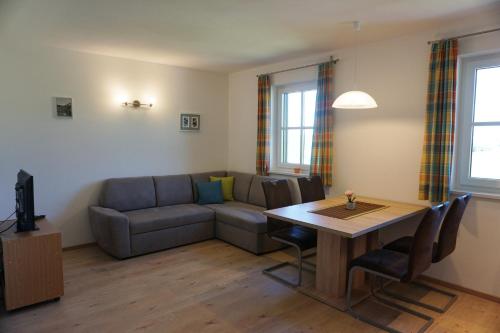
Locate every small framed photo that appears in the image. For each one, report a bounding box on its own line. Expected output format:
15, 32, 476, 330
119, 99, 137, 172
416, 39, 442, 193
180, 113, 200, 131
180, 114, 191, 130
190, 115, 200, 130
55, 97, 73, 118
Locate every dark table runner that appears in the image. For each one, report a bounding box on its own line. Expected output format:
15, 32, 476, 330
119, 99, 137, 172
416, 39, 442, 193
310, 201, 388, 220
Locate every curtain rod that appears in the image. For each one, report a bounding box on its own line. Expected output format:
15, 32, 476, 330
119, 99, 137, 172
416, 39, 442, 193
256, 56, 339, 77
427, 27, 500, 45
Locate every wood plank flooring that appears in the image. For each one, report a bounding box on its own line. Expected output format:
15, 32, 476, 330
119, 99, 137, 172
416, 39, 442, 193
1, 239, 499, 332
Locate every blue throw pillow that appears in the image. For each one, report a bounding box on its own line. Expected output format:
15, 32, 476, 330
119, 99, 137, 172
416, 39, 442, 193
196, 180, 224, 204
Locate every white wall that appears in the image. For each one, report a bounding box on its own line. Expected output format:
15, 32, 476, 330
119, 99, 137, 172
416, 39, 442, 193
228, 30, 500, 297
0, 39, 228, 247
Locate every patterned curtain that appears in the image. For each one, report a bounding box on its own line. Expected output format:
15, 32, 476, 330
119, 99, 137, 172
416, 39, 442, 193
256, 75, 271, 176
418, 39, 458, 203
310, 61, 334, 186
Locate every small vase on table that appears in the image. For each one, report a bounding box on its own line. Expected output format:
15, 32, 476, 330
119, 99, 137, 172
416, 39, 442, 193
345, 190, 357, 210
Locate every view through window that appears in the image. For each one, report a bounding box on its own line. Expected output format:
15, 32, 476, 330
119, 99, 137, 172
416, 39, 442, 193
273, 83, 317, 173
470, 66, 500, 180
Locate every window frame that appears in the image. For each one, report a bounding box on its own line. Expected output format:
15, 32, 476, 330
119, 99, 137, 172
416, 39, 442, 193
453, 51, 500, 196
271, 81, 317, 175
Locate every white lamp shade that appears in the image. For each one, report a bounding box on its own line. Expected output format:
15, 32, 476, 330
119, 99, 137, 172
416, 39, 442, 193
332, 90, 378, 109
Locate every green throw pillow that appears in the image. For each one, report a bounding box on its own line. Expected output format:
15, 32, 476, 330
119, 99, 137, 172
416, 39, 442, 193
210, 176, 234, 201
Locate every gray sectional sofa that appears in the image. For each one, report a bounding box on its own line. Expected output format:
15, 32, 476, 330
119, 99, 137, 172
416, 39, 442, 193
89, 171, 287, 259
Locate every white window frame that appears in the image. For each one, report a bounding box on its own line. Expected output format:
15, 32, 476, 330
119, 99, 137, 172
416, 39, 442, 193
271, 81, 316, 175
453, 51, 500, 196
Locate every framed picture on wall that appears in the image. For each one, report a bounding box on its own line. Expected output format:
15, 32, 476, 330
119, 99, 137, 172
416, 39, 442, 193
180, 113, 200, 131
54, 97, 73, 118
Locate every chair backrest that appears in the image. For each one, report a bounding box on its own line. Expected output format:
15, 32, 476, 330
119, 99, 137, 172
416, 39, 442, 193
405, 203, 448, 282
297, 176, 326, 203
434, 193, 472, 262
261, 179, 294, 234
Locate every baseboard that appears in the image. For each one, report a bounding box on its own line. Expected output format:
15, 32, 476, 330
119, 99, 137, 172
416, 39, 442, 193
62, 242, 96, 252
421, 275, 500, 304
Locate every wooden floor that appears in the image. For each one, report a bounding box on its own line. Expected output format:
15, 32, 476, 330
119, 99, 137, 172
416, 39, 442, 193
1, 240, 499, 333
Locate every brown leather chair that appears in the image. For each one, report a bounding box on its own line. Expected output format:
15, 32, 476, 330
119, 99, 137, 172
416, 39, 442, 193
382, 193, 472, 312
297, 176, 325, 203
347, 203, 448, 333
261, 179, 317, 287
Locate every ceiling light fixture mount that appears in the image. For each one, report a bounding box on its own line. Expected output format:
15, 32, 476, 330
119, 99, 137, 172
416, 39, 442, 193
332, 21, 377, 109
122, 100, 153, 108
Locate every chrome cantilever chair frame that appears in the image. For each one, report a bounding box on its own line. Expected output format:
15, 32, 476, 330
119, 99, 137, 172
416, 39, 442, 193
347, 267, 434, 333
380, 193, 471, 313
377, 279, 457, 313
262, 241, 316, 288
261, 179, 317, 288
346, 203, 447, 333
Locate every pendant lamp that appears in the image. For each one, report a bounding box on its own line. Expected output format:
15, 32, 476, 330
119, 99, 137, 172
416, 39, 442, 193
332, 21, 377, 109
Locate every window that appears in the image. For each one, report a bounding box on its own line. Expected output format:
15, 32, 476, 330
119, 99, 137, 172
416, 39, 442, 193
272, 82, 316, 174
454, 52, 500, 195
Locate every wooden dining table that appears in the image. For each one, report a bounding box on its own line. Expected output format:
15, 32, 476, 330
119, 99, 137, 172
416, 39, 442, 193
263, 196, 428, 311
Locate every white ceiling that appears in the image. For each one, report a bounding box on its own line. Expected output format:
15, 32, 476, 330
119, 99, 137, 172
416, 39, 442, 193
1, 0, 500, 72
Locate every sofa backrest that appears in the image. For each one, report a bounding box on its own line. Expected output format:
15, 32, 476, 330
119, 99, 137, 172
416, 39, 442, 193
227, 171, 254, 203
248, 175, 277, 207
153, 174, 193, 206
100, 177, 156, 212
190, 171, 227, 202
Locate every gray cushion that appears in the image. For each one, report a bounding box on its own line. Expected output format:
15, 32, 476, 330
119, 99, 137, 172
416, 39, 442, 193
190, 171, 226, 202
206, 201, 267, 234
126, 204, 215, 234
100, 177, 156, 212
227, 171, 254, 203
248, 175, 277, 207
153, 174, 193, 206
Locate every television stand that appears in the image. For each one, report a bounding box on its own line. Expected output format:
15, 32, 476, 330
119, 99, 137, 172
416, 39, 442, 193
0, 218, 64, 311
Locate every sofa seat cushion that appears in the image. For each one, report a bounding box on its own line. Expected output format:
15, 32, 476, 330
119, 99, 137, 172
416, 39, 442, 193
206, 201, 268, 234
126, 204, 215, 235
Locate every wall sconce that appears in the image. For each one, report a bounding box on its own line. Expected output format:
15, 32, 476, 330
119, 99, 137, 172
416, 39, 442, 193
122, 100, 153, 108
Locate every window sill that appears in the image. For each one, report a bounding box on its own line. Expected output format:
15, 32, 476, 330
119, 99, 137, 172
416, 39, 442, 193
270, 170, 309, 178
451, 190, 500, 201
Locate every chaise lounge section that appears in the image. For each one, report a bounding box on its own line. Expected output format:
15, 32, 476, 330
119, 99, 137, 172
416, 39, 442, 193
89, 171, 288, 259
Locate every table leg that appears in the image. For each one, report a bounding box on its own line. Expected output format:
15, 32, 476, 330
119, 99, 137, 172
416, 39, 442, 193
315, 230, 380, 298
316, 230, 348, 297
300, 230, 381, 310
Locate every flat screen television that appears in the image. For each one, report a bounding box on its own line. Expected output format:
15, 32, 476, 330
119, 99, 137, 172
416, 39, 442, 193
15, 170, 37, 232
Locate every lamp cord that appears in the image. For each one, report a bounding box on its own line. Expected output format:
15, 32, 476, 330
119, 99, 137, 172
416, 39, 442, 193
0, 211, 16, 234
0, 220, 16, 234
353, 21, 361, 90
0, 211, 15, 224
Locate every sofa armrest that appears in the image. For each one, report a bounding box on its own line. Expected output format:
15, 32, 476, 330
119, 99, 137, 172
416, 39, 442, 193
88, 206, 131, 259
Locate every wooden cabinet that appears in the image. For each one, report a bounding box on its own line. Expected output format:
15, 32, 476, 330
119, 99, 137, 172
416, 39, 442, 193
1, 219, 64, 311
